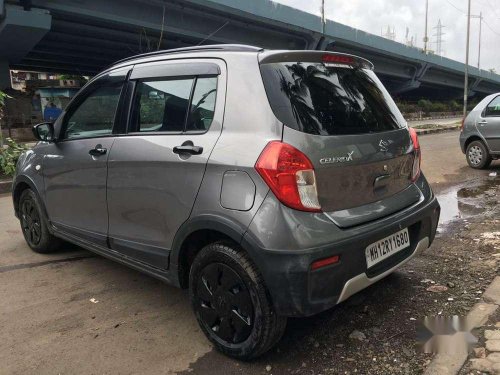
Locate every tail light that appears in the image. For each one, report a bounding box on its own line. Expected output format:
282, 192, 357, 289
255, 141, 321, 212
409, 128, 421, 182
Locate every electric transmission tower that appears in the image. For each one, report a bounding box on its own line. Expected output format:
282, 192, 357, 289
433, 19, 445, 56
382, 25, 396, 41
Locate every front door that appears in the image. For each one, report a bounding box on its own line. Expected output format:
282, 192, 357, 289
43, 72, 127, 246
106, 59, 225, 268
478, 95, 500, 152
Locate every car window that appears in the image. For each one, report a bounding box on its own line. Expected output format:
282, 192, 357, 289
132, 79, 193, 132
186, 77, 217, 132
485, 96, 500, 117
260, 62, 405, 135
62, 83, 123, 140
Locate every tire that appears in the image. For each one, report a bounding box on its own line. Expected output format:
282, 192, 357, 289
189, 241, 287, 360
18, 189, 62, 253
466, 140, 492, 169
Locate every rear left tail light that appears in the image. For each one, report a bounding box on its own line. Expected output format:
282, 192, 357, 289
255, 141, 321, 212
409, 128, 421, 182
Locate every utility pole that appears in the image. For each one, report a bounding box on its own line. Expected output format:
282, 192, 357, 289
470, 12, 483, 69
321, 0, 325, 35
464, 0, 472, 119
423, 0, 429, 53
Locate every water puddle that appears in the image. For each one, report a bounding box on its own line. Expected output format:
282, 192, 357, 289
436, 178, 499, 229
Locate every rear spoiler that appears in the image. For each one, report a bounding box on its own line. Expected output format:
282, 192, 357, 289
258, 50, 374, 70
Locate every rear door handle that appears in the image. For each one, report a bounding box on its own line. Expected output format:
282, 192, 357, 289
89, 145, 107, 156
173, 145, 203, 155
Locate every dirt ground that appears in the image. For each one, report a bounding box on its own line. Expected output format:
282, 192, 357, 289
0, 130, 499, 374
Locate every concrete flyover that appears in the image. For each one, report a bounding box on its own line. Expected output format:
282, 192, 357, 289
1, 0, 500, 99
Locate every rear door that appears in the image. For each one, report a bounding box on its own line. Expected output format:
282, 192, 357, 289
478, 95, 500, 152
259, 53, 417, 226
106, 59, 225, 268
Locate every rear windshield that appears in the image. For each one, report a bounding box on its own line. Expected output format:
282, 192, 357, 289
260, 62, 406, 136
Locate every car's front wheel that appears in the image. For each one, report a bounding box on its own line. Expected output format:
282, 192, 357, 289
466, 140, 492, 169
19, 189, 62, 253
189, 242, 287, 360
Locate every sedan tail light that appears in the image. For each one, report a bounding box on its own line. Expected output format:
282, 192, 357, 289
409, 128, 421, 182
255, 141, 321, 212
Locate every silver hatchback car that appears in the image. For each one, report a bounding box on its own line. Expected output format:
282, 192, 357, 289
13, 45, 440, 359
460, 93, 500, 168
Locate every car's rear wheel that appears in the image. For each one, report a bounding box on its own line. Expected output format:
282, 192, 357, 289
466, 140, 492, 169
19, 189, 62, 253
189, 241, 287, 360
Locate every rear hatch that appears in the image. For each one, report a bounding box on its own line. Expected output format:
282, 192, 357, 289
259, 51, 420, 227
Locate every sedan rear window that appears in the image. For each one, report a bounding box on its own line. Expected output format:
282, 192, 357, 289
260, 62, 406, 136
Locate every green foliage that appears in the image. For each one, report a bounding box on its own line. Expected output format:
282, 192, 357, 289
0, 90, 11, 107
0, 138, 29, 177
417, 99, 432, 114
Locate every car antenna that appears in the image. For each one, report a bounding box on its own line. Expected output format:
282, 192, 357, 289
196, 21, 230, 46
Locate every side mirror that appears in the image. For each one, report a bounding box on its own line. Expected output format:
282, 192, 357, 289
32, 122, 55, 142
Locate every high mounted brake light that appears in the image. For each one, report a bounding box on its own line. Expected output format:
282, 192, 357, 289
255, 141, 321, 212
322, 54, 355, 65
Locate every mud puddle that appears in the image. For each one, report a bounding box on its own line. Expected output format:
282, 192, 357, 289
436, 177, 499, 229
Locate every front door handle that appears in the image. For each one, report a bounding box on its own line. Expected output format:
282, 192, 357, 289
173, 144, 203, 155
478, 120, 488, 125
89, 145, 107, 156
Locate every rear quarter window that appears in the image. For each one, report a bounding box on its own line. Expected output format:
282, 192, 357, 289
260, 62, 406, 136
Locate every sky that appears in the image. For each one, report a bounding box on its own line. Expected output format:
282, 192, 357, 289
273, 0, 500, 72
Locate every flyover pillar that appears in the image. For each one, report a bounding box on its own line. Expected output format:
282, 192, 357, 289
0, 59, 10, 90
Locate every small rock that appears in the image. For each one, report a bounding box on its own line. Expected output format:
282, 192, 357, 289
410, 317, 417, 321
486, 330, 500, 340
447, 297, 454, 302
421, 279, 435, 284
447, 282, 456, 288
336, 344, 344, 348
470, 358, 493, 372
473, 347, 486, 358
314, 342, 319, 348
427, 285, 448, 293
301, 362, 306, 367
265, 365, 272, 372
349, 330, 366, 341
486, 340, 500, 352
487, 352, 500, 363
89, 298, 99, 304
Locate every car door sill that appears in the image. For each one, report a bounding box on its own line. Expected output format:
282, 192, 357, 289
50, 224, 175, 285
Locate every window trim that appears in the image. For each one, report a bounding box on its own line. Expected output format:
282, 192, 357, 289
484, 95, 500, 118
58, 79, 127, 142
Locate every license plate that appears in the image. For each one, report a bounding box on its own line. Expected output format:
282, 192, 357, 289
365, 228, 410, 269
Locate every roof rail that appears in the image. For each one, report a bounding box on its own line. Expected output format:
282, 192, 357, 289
112, 44, 263, 66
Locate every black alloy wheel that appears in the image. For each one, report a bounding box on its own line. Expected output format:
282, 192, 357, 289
195, 263, 253, 344
20, 196, 42, 247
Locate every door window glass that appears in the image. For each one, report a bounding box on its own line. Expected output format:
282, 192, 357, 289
133, 79, 193, 132
186, 77, 217, 131
63, 83, 123, 140
485, 96, 500, 117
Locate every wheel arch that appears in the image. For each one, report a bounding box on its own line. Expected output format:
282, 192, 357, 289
465, 135, 488, 152
171, 214, 251, 289
12, 175, 48, 220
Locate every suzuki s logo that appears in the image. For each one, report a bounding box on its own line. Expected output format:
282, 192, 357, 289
379, 140, 390, 152
320, 151, 355, 165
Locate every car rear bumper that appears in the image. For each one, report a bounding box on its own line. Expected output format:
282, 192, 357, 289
242, 184, 440, 317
